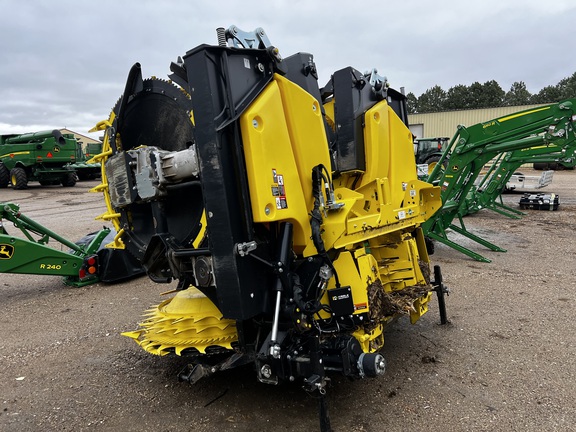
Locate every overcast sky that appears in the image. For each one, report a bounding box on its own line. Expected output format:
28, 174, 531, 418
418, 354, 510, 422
1, 0, 575, 139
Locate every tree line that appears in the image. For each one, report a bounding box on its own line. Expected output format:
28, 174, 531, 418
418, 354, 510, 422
406, 72, 576, 114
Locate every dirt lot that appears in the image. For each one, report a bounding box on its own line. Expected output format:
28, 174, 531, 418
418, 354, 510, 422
1, 169, 575, 432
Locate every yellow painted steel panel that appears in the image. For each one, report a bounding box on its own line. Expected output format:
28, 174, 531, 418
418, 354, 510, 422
239, 75, 332, 256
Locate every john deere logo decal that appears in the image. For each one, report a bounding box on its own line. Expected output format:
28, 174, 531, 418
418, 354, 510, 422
53, 146, 61, 153
0, 244, 14, 259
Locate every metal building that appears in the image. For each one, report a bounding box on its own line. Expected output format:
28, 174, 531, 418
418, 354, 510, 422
408, 104, 547, 138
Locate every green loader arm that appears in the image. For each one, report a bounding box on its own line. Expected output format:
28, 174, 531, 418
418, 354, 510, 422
463, 141, 576, 218
424, 99, 576, 262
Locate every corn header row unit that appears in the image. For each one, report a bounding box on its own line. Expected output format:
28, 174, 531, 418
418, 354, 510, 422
85, 26, 449, 429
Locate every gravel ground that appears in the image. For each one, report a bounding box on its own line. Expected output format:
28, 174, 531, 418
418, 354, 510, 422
1, 169, 575, 432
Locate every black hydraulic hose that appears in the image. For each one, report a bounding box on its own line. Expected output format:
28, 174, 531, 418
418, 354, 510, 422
310, 165, 341, 288
292, 274, 321, 315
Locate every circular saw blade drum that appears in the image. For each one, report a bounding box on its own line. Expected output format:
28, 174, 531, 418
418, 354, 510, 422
109, 78, 203, 259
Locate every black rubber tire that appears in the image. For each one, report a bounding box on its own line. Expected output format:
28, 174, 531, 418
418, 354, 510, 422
533, 162, 573, 171
10, 167, 28, 189
0, 163, 9, 188
61, 172, 77, 187
534, 162, 565, 170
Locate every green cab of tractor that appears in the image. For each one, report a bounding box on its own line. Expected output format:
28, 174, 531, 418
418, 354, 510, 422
414, 136, 450, 174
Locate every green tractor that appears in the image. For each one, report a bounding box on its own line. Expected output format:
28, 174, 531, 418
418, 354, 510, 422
0, 129, 78, 189
414, 137, 449, 171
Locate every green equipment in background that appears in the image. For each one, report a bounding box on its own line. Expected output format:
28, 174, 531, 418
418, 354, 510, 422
423, 100, 576, 262
0, 130, 79, 189
0, 202, 143, 286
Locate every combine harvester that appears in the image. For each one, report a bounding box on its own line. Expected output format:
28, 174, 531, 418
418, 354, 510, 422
0, 130, 78, 189
423, 102, 576, 262
0, 130, 102, 188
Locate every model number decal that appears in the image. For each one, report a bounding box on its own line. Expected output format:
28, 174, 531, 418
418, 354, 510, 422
40, 264, 62, 270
